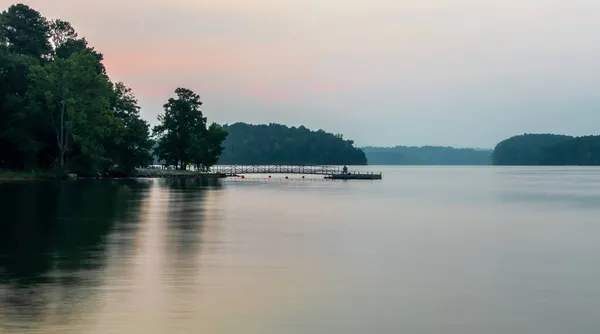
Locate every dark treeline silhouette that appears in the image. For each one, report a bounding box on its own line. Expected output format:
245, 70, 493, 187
492, 133, 600, 165
218, 123, 367, 165
0, 4, 225, 176
362, 146, 492, 165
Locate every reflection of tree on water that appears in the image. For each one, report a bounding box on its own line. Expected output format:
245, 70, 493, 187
164, 178, 222, 260
0, 180, 149, 331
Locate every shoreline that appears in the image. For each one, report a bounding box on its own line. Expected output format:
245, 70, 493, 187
0, 168, 228, 181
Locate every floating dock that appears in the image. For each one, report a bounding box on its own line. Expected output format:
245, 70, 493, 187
325, 172, 382, 180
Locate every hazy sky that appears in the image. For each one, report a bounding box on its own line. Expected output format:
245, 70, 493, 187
6, 0, 600, 147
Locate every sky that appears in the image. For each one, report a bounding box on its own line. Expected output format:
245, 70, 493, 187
4, 0, 600, 148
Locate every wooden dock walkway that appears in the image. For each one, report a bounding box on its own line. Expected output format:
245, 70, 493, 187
208, 165, 382, 180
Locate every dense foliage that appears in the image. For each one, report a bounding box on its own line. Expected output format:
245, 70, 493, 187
538, 136, 600, 165
362, 146, 492, 165
0, 3, 225, 176
218, 123, 367, 165
491, 134, 574, 165
0, 4, 152, 175
153, 88, 227, 170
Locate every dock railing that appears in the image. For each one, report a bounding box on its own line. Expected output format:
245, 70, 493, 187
209, 165, 345, 176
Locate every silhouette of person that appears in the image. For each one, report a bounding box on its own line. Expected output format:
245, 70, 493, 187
343, 165, 348, 174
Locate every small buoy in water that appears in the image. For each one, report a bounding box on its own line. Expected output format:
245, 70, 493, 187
241, 175, 245, 179
268, 175, 272, 179
302, 176, 305, 179
285, 176, 289, 180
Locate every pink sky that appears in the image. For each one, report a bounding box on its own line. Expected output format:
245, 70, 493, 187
4, 0, 600, 147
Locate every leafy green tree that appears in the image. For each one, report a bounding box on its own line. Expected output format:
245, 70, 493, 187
0, 49, 46, 168
0, 4, 51, 59
154, 88, 227, 170
190, 123, 228, 171
107, 82, 153, 173
48, 19, 77, 51
0, 4, 50, 169
29, 50, 117, 170
49, 19, 105, 73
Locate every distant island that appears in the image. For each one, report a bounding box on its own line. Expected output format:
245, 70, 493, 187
492, 134, 600, 165
217, 123, 367, 165
362, 146, 492, 165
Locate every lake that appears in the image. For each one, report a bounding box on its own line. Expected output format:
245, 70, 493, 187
1, 166, 600, 334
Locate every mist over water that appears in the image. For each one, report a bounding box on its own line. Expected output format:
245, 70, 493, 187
1, 167, 600, 334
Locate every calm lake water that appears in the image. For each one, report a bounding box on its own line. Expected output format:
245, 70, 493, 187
2, 166, 600, 334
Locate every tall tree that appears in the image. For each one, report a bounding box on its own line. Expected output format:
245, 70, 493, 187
0, 47, 42, 169
0, 3, 152, 175
107, 82, 153, 173
190, 123, 228, 171
29, 50, 116, 169
48, 19, 77, 51
0, 4, 51, 59
154, 88, 226, 170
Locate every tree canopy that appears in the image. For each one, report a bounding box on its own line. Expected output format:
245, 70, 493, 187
218, 123, 367, 165
153, 88, 227, 170
362, 146, 492, 165
0, 3, 227, 176
0, 3, 154, 175
492, 134, 574, 165
538, 136, 600, 165
1, 3, 365, 175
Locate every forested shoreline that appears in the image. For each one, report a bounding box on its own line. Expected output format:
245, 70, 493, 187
5, 4, 595, 177
1, 4, 148, 176
217, 123, 367, 165
0, 3, 235, 178
492, 134, 600, 165
0, 4, 370, 178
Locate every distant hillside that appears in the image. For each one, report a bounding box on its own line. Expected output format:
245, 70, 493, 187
218, 123, 367, 165
493, 133, 600, 165
362, 146, 492, 165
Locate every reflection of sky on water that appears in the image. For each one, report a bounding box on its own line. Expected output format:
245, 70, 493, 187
2, 168, 600, 333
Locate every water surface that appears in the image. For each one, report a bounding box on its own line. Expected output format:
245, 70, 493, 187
1, 167, 600, 333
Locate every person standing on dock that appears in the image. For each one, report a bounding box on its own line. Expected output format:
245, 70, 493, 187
342, 165, 348, 174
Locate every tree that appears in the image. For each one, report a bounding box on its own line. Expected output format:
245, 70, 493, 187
107, 82, 153, 173
492, 134, 573, 165
0, 4, 51, 59
190, 123, 228, 171
154, 88, 227, 170
49, 19, 77, 51
218, 123, 366, 165
0, 4, 50, 169
0, 3, 150, 175
29, 50, 116, 169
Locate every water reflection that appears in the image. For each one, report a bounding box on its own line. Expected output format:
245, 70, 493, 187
2, 169, 600, 334
0, 180, 148, 331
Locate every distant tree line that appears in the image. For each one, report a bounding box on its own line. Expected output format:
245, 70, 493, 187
0, 3, 226, 176
492, 134, 600, 165
217, 123, 367, 165
362, 146, 492, 165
